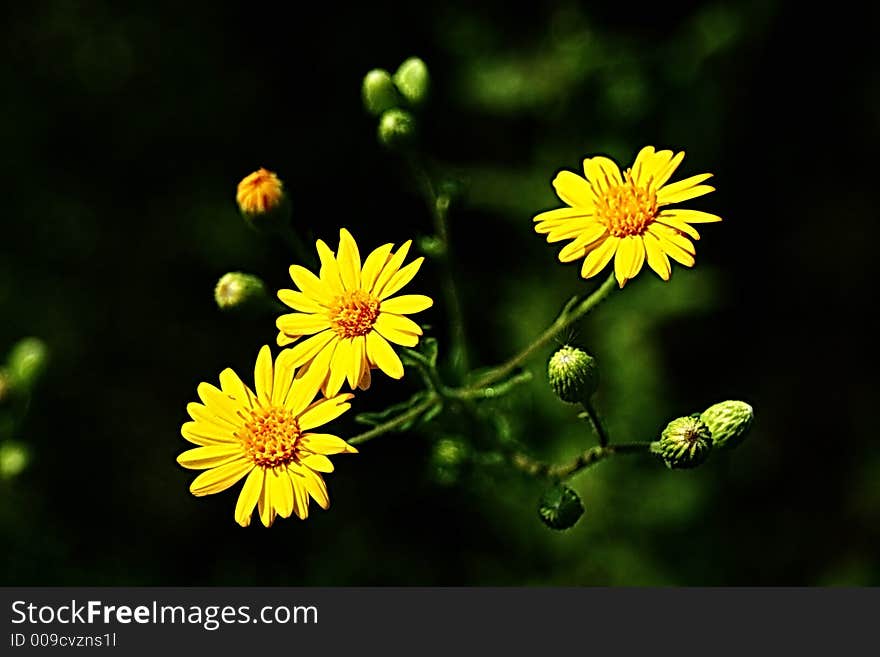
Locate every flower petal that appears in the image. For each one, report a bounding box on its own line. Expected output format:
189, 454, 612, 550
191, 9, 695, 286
361, 243, 394, 294
657, 173, 714, 205
326, 337, 353, 397
177, 444, 244, 470
219, 368, 255, 408
288, 264, 334, 305
375, 312, 422, 338
656, 215, 701, 240
580, 236, 619, 279
366, 331, 404, 378
258, 475, 275, 527
286, 341, 336, 415
275, 313, 332, 338
298, 394, 354, 432
648, 225, 696, 267
659, 209, 722, 223
644, 232, 671, 281
301, 469, 330, 510
253, 345, 273, 404
315, 239, 344, 296
533, 207, 593, 225
557, 224, 607, 262
613, 236, 646, 287
653, 151, 685, 189
189, 459, 254, 497
234, 467, 264, 527
552, 170, 596, 208
348, 335, 366, 389
288, 468, 310, 519
181, 419, 236, 446
379, 294, 433, 315
583, 156, 623, 193
377, 257, 424, 300
286, 330, 335, 368
337, 228, 362, 290
271, 467, 295, 518
302, 454, 334, 473
371, 241, 412, 297
272, 348, 298, 407
299, 432, 358, 455
278, 289, 326, 314
545, 218, 600, 243
196, 383, 242, 425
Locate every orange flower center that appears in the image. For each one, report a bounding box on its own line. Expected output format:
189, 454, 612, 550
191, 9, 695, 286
596, 171, 658, 237
236, 168, 283, 215
329, 290, 380, 338
239, 406, 301, 468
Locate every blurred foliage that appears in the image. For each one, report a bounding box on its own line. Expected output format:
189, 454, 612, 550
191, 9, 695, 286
0, 0, 877, 585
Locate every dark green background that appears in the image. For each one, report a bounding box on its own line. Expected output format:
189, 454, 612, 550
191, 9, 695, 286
1, 0, 877, 585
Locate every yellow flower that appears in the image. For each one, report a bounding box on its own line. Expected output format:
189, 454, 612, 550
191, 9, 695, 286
533, 146, 721, 287
276, 228, 433, 396
236, 167, 284, 216
177, 345, 357, 527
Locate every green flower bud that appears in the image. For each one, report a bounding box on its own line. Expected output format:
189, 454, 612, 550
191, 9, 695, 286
654, 416, 713, 469
538, 484, 584, 530
431, 437, 469, 486
214, 272, 272, 314
417, 235, 446, 258
377, 109, 417, 150
236, 168, 291, 232
362, 69, 402, 116
393, 57, 430, 107
6, 337, 48, 392
0, 441, 30, 479
700, 400, 754, 450
548, 345, 599, 403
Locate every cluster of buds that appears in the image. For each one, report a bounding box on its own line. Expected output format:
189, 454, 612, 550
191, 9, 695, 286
361, 57, 430, 150
0, 337, 47, 480
654, 400, 754, 469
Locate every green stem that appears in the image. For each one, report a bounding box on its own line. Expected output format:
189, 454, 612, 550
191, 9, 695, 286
348, 396, 441, 446
407, 156, 470, 375
581, 400, 610, 447
510, 442, 654, 481
466, 272, 618, 391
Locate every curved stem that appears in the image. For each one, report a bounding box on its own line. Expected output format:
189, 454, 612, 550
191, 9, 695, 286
407, 156, 470, 375
510, 442, 654, 481
348, 396, 441, 446
466, 272, 618, 391
582, 400, 610, 447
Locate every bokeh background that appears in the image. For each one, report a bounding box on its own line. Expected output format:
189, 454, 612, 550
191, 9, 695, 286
1, 0, 877, 585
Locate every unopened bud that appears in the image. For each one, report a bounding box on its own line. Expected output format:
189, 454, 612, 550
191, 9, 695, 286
377, 109, 417, 150
214, 272, 272, 314
0, 442, 29, 479
362, 69, 401, 116
393, 57, 430, 107
548, 345, 599, 403
236, 167, 290, 230
7, 337, 48, 392
700, 400, 753, 450
538, 484, 584, 530
654, 416, 713, 469
431, 437, 469, 486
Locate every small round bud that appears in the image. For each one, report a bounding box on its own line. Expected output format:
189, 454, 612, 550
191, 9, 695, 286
215, 272, 272, 314
393, 57, 430, 107
6, 337, 48, 392
0, 441, 30, 479
548, 345, 599, 403
700, 400, 754, 450
431, 437, 469, 486
236, 167, 290, 230
377, 109, 417, 150
654, 416, 713, 469
417, 235, 446, 258
538, 484, 584, 530
362, 69, 402, 116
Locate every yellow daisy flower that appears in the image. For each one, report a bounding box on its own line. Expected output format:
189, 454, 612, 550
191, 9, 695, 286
533, 146, 722, 287
177, 345, 357, 527
276, 228, 433, 397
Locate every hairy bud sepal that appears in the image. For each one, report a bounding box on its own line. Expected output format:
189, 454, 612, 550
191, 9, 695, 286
548, 346, 599, 403
6, 337, 48, 392
393, 57, 430, 107
700, 401, 753, 450
377, 109, 417, 151
362, 69, 402, 116
538, 484, 584, 530
655, 416, 713, 469
215, 272, 272, 315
